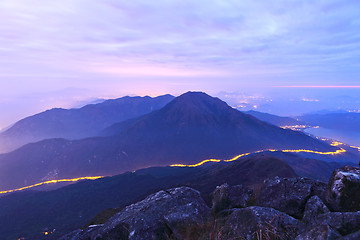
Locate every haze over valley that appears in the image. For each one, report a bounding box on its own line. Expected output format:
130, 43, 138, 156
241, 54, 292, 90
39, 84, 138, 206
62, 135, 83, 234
1, 1, 360, 239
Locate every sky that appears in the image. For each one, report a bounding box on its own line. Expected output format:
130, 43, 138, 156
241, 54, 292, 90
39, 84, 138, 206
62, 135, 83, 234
0, 0, 360, 128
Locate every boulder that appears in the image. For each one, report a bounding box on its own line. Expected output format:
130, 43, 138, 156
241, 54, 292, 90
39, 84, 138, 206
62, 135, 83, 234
342, 230, 360, 240
58, 229, 83, 240
295, 224, 341, 240
317, 212, 360, 236
302, 195, 330, 226
256, 177, 327, 218
66, 187, 211, 240
217, 206, 299, 240
299, 211, 360, 237
211, 183, 254, 216
326, 166, 360, 212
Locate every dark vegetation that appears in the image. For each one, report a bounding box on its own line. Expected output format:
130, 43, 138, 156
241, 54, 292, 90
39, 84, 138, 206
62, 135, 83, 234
0, 92, 336, 190
1, 151, 354, 240
61, 166, 360, 240
0, 154, 296, 240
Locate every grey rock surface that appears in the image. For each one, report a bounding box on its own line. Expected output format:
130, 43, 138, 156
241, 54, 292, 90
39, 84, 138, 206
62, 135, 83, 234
302, 195, 330, 226
217, 206, 299, 240
256, 177, 327, 218
326, 166, 360, 212
295, 224, 341, 240
211, 183, 254, 216
64, 187, 211, 240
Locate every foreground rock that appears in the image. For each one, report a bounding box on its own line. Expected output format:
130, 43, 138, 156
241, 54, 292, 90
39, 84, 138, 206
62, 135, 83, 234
316, 212, 360, 236
299, 205, 360, 238
60, 166, 360, 239
295, 224, 341, 240
342, 230, 360, 240
326, 166, 360, 212
217, 206, 299, 240
211, 183, 254, 216
62, 187, 211, 240
256, 177, 327, 218
302, 195, 330, 226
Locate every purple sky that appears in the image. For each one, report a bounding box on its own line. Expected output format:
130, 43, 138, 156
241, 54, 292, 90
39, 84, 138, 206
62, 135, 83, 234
0, 0, 360, 128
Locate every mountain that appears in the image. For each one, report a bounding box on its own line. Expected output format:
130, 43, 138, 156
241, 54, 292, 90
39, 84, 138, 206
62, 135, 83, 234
62, 166, 360, 240
299, 112, 360, 132
0, 151, 353, 240
262, 151, 357, 182
0, 154, 297, 240
246, 110, 302, 127
0, 94, 174, 153
0, 92, 335, 190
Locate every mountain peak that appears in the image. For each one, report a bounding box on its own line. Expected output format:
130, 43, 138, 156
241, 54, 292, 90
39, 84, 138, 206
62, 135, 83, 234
177, 91, 220, 102
157, 91, 233, 124
168, 91, 229, 111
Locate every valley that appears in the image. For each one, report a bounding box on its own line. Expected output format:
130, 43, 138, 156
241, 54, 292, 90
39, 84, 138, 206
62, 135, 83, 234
0, 92, 359, 240
2, 2, 360, 239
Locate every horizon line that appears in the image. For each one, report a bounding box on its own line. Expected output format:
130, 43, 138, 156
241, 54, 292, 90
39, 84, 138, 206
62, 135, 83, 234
274, 86, 360, 88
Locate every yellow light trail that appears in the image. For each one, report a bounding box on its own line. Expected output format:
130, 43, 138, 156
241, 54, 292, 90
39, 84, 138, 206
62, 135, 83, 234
330, 141, 344, 147
171, 146, 347, 167
170, 159, 221, 167
2, 141, 357, 194
350, 145, 360, 151
278, 148, 346, 155
0, 176, 103, 195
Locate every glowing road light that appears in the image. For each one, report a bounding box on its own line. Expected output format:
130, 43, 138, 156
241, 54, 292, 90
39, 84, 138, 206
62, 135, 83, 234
171, 147, 347, 167
0, 176, 103, 195
280, 125, 311, 131
350, 145, 360, 151
1, 140, 356, 193
331, 141, 344, 147
170, 159, 221, 167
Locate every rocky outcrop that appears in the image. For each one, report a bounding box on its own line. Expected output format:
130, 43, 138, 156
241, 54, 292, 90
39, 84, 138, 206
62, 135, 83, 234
211, 183, 254, 216
216, 206, 299, 240
316, 212, 360, 236
63, 187, 211, 240
342, 230, 360, 240
60, 166, 360, 240
295, 224, 341, 240
326, 166, 360, 212
302, 195, 330, 226
256, 177, 327, 218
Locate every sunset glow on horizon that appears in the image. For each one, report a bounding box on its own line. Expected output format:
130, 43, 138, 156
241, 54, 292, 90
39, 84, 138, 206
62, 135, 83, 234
0, 0, 359, 127
276, 86, 360, 88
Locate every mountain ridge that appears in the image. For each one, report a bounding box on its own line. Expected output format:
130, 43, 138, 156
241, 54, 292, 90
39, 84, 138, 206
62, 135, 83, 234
0, 91, 336, 190
0, 94, 174, 153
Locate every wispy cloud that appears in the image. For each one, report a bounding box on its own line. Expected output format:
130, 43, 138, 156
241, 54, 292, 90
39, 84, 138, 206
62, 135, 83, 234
0, 0, 359, 126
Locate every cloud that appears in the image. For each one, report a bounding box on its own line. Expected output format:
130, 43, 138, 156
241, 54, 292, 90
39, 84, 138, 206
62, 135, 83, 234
0, 0, 360, 126
1, 0, 359, 77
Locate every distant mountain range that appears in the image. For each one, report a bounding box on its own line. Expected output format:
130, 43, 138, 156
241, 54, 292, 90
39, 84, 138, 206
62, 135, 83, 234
299, 112, 360, 132
0, 92, 335, 190
246, 110, 302, 127
0, 94, 174, 153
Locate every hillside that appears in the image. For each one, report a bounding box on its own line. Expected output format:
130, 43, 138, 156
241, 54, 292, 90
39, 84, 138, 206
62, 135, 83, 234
246, 110, 302, 126
299, 112, 360, 132
0, 92, 336, 190
0, 154, 297, 240
0, 94, 174, 153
